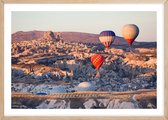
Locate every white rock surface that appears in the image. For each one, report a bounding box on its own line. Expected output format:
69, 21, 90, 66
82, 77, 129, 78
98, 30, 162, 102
36, 100, 70, 109
83, 99, 97, 109
107, 99, 136, 109
49, 86, 67, 94
97, 99, 110, 107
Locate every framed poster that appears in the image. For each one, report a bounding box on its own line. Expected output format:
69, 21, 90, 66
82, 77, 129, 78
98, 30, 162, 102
0, 0, 167, 120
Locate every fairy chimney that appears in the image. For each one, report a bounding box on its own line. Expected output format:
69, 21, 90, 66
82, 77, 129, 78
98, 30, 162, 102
42, 31, 56, 41
56, 32, 63, 42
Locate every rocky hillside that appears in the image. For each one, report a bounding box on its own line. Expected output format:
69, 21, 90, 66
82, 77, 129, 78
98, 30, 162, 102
11, 31, 157, 109
12, 31, 156, 48
12, 31, 44, 42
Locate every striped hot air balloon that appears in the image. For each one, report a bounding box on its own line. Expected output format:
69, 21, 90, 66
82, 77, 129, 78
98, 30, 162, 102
99, 30, 116, 49
122, 24, 139, 45
91, 54, 104, 70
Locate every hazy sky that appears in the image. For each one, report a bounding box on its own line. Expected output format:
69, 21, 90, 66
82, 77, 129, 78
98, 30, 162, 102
12, 11, 156, 42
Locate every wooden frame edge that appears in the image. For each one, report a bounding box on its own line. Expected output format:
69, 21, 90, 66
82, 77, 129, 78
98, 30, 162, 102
0, 0, 4, 120
164, 0, 168, 120
1, 0, 167, 4
1, 116, 167, 120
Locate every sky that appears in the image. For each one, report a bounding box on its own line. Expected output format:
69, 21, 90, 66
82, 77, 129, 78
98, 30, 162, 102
12, 11, 156, 42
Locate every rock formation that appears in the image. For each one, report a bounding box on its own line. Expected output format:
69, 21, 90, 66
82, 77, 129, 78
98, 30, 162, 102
11, 34, 157, 109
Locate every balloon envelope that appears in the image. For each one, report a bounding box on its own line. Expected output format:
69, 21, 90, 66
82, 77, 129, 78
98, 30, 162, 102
76, 82, 96, 91
91, 54, 104, 70
99, 30, 115, 48
122, 24, 139, 45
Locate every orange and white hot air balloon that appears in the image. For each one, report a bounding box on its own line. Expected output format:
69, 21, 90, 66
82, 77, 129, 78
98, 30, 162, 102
91, 54, 104, 70
122, 24, 139, 45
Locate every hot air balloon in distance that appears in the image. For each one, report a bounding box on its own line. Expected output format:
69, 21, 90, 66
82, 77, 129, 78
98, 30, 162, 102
76, 82, 96, 92
99, 30, 116, 49
122, 24, 139, 46
91, 54, 104, 70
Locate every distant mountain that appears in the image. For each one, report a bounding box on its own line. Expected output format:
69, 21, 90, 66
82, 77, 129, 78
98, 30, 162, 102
12, 31, 45, 42
61, 32, 99, 44
12, 31, 156, 48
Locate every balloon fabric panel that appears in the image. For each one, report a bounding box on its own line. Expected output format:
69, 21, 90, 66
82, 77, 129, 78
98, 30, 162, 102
122, 24, 139, 45
99, 30, 115, 49
99, 36, 114, 48
91, 54, 104, 70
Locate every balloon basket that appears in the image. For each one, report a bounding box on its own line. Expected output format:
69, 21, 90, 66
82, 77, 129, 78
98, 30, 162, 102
95, 70, 101, 78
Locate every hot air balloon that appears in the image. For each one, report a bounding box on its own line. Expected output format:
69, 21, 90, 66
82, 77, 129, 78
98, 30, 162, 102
76, 82, 96, 91
91, 54, 104, 70
99, 30, 116, 49
122, 24, 139, 45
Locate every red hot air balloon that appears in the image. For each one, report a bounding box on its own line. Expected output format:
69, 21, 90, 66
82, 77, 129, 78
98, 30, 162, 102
91, 54, 104, 70
99, 31, 116, 49
122, 24, 139, 45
